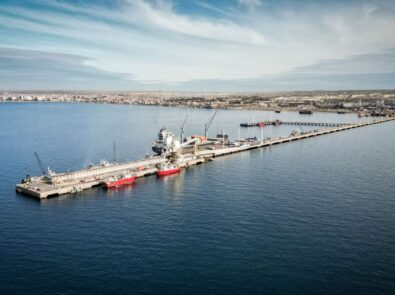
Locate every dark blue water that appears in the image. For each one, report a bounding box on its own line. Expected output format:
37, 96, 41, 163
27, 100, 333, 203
0, 103, 394, 294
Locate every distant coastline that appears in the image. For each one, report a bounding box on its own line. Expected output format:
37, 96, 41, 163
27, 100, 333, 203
1, 90, 395, 114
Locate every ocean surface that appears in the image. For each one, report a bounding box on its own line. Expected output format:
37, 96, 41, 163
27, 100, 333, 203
0, 102, 394, 294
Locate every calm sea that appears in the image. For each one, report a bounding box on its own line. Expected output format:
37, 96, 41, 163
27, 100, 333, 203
0, 102, 394, 294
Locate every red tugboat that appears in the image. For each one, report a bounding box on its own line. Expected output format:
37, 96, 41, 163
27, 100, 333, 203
105, 173, 135, 188
157, 163, 181, 176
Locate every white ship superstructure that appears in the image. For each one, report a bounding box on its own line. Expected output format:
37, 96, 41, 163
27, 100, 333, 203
152, 128, 181, 154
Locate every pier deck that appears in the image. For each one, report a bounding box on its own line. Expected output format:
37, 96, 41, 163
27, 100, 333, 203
16, 117, 395, 199
240, 120, 351, 127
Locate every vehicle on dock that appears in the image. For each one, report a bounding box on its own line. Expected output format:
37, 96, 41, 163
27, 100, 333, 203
156, 163, 181, 176
290, 130, 300, 136
245, 136, 258, 142
358, 111, 370, 117
229, 141, 241, 147
273, 119, 282, 125
105, 173, 135, 188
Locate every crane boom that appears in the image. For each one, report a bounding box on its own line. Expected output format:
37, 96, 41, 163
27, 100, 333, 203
204, 110, 218, 138
181, 115, 189, 129
34, 152, 46, 175
180, 115, 189, 142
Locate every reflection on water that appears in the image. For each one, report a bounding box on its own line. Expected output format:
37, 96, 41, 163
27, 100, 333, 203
104, 183, 136, 197
156, 171, 186, 201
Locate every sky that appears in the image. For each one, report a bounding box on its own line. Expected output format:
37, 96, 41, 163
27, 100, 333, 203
0, 0, 395, 91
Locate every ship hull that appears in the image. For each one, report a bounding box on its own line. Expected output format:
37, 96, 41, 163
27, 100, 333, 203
105, 176, 135, 188
157, 168, 181, 176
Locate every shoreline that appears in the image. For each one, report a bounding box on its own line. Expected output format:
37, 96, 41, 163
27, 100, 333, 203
0, 100, 357, 113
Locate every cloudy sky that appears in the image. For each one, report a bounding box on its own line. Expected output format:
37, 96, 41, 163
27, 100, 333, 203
0, 0, 395, 91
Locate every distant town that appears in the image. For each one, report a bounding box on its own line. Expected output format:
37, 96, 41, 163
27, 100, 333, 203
2, 90, 395, 116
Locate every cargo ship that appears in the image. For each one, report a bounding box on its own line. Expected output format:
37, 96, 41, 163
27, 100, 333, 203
152, 127, 199, 155
157, 163, 181, 176
105, 173, 135, 188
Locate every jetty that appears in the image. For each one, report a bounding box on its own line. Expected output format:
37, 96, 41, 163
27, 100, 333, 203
16, 117, 395, 199
240, 120, 351, 127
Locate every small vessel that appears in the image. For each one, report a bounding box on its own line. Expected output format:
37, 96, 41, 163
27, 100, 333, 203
273, 119, 282, 125
275, 110, 281, 113
299, 108, 313, 115
105, 173, 135, 188
157, 163, 181, 176
240, 122, 256, 127
258, 122, 265, 127
337, 111, 346, 114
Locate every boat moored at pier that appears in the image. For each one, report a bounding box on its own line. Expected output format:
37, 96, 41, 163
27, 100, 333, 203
156, 163, 181, 176
105, 173, 136, 188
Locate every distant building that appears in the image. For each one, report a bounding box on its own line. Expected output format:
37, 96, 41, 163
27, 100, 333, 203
376, 100, 385, 107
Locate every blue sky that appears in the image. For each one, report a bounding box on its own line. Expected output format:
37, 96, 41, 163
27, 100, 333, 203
0, 0, 394, 91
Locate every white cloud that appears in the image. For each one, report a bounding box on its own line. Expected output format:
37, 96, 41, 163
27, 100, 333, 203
130, 0, 265, 45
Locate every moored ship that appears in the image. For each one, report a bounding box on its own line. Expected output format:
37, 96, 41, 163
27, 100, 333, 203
105, 173, 135, 188
157, 163, 181, 176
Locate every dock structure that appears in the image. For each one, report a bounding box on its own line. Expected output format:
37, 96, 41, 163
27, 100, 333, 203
16, 157, 168, 198
240, 120, 351, 127
16, 117, 395, 199
281, 121, 351, 127
50, 156, 167, 184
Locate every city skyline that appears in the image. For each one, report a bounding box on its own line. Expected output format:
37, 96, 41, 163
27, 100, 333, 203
1, 0, 395, 91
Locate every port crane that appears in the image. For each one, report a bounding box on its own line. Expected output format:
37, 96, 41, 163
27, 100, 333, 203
180, 115, 189, 143
204, 110, 218, 138
34, 152, 54, 177
34, 152, 46, 175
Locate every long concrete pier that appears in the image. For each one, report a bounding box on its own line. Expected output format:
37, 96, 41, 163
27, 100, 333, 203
240, 120, 351, 127
16, 117, 395, 199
